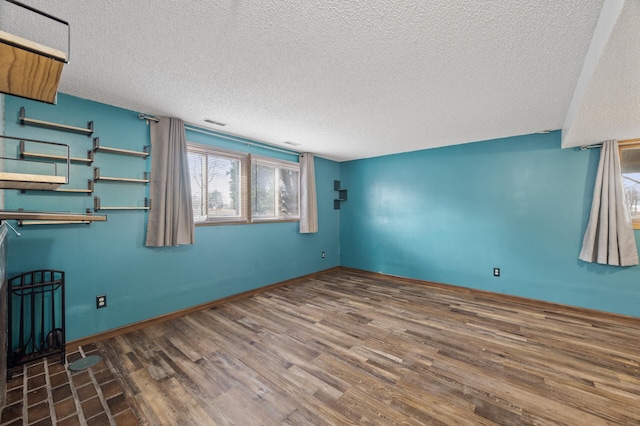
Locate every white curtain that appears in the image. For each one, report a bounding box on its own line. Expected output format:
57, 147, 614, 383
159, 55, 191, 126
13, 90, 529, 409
299, 153, 318, 233
145, 117, 195, 247
579, 140, 638, 266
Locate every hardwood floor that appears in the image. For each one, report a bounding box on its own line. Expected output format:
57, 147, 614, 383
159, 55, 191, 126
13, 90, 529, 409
97, 269, 640, 425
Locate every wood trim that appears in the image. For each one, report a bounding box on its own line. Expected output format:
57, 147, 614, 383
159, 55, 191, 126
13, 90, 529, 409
618, 139, 640, 230
68, 267, 340, 347
340, 267, 640, 326
70, 265, 639, 348
618, 138, 640, 146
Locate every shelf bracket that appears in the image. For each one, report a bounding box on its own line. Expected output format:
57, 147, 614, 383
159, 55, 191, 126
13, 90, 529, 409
19, 107, 93, 136
94, 196, 151, 212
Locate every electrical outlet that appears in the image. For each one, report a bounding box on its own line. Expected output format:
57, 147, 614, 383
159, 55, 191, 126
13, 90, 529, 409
493, 268, 500, 277
96, 294, 107, 309
322, 251, 325, 259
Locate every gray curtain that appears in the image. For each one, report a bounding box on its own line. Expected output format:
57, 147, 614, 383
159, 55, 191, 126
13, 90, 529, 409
299, 153, 318, 233
145, 117, 195, 247
579, 140, 638, 266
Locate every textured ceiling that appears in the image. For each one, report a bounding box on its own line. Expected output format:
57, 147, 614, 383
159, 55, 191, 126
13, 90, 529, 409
0, 1, 614, 161
562, 0, 640, 148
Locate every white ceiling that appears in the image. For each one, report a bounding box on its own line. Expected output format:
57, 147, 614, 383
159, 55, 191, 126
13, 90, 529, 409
2, 0, 636, 161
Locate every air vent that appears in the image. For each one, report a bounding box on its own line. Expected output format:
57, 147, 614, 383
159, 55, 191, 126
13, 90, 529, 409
203, 118, 227, 126
283, 141, 301, 147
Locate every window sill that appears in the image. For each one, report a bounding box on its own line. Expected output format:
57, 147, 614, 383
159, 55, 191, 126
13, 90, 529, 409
251, 218, 300, 224
195, 218, 300, 227
195, 219, 249, 227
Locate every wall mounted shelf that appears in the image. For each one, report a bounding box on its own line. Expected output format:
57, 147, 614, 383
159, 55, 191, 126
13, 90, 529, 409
17, 220, 91, 226
0, 135, 69, 190
20, 180, 93, 195
92, 137, 149, 158
93, 168, 149, 184
0, 209, 106, 222
21, 141, 93, 165
19, 107, 93, 136
333, 180, 347, 209
93, 197, 151, 212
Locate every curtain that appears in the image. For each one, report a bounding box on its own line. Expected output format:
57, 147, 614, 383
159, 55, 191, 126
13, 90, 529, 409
145, 117, 195, 247
299, 153, 318, 233
579, 140, 638, 266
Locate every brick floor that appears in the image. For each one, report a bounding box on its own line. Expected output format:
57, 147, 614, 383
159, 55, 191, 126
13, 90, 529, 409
0, 345, 140, 425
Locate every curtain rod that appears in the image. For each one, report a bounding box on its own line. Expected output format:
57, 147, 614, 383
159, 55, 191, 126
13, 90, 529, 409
580, 138, 640, 150
137, 113, 301, 156
580, 144, 601, 150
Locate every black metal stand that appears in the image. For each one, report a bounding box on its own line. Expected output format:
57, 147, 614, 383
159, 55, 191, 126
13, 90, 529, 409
7, 270, 65, 379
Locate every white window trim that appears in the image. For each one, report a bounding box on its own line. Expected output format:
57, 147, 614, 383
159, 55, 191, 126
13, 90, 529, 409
187, 144, 300, 226
188, 142, 249, 225
251, 154, 301, 222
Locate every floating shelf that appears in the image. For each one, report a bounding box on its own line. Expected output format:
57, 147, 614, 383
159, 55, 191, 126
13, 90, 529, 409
333, 180, 347, 209
21, 141, 93, 165
20, 107, 93, 136
93, 167, 149, 184
92, 137, 149, 158
93, 197, 151, 212
0, 210, 106, 222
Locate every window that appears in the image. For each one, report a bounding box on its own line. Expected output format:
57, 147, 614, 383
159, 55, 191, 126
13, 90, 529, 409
251, 156, 300, 220
619, 140, 640, 229
187, 143, 299, 225
187, 144, 248, 223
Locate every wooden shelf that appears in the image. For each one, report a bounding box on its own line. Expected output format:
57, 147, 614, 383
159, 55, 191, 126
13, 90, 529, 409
0, 135, 70, 190
21, 141, 93, 165
20, 107, 93, 136
93, 197, 151, 212
92, 137, 149, 158
21, 180, 93, 195
0, 172, 66, 190
21, 151, 93, 165
0, 33, 65, 104
0, 210, 106, 222
18, 220, 91, 226
93, 168, 149, 184
55, 189, 91, 194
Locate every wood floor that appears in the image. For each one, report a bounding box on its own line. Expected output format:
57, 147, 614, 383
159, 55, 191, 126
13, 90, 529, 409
97, 269, 640, 425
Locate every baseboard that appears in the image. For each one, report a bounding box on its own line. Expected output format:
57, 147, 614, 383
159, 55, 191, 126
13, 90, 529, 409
70, 265, 639, 348
340, 266, 640, 326
68, 266, 340, 348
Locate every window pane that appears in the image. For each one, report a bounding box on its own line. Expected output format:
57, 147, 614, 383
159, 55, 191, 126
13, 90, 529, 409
279, 168, 299, 216
621, 147, 640, 222
207, 154, 240, 217
187, 151, 206, 221
252, 164, 276, 216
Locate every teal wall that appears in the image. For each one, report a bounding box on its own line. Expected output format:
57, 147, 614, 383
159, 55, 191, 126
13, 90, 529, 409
4, 93, 639, 343
2, 94, 340, 340
340, 132, 640, 318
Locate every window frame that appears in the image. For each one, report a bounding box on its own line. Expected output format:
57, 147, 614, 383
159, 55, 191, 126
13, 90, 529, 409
618, 139, 640, 230
187, 143, 300, 226
250, 154, 301, 223
187, 142, 249, 226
